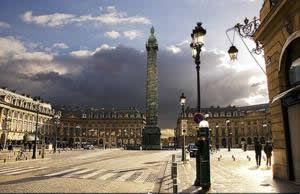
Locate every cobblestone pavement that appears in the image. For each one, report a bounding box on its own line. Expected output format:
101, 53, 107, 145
0, 149, 178, 193
161, 148, 300, 193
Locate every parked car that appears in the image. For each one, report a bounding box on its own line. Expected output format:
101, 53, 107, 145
83, 144, 94, 150
189, 144, 198, 157
187, 144, 196, 152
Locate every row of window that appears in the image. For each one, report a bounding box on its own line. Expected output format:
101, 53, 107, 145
80, 113, 145, 119
3, 95, 53, 115
183, 111, 245, 118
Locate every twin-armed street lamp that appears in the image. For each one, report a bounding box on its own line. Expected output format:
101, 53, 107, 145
190, 22, 211, 190
180, 92, 186, 162
226, 120, 232, 152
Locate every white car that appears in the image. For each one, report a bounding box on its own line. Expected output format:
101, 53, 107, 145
84, 145, 94, 150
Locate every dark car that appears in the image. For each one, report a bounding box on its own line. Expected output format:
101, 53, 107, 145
189, 145, 198, 157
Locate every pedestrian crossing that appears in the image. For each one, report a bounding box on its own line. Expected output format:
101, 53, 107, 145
41, 167, 158, 183
0, 165, 159, 183
0, 166, 48, 175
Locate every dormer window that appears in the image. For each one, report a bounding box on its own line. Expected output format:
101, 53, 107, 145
82, 113, 87, 119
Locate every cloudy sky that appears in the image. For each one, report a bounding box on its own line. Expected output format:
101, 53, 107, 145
0, 0, 268, 128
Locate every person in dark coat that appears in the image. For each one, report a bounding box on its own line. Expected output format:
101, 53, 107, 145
254, 140, 262, 167
28, 143, 32, 152
264, 142, 273, 167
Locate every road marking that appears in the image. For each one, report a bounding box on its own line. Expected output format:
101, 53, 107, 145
62, 169, 94, 178
44, 168, 80, 177
97, 172, 116, 180
135, 171, 150, 183
115, 171, 136, 181
0, 167, 35, 174
0, 167, 21, 172
79, 169, 105, 179
6, 167, 48, 175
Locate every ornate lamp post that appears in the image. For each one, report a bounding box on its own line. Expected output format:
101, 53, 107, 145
180, 92, 186, 162
190, 22, 206, 112
3, 118, 11, 149
226, 120, 231, 152
75, 125, 80, 148
32, 97, 40, 159
191, 22, 210, 189
215, 125, 219, 150
53, 111, 61, 153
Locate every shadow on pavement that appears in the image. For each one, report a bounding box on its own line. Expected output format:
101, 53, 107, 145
248, 166, 260, 170
181, 185, 210, 193
0, 176, 51, 186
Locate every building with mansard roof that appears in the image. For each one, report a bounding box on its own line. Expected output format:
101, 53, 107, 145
0, 87, 55, 148
55, 106, 146, 148
176, 103, 271, 149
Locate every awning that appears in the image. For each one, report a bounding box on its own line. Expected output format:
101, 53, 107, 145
24, 135, 39, 141
271, 85, 300, 103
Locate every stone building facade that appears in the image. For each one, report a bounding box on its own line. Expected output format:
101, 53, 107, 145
0, 87, 54, 148
56, 107, 146, 148
254, 0, 300, 182
176, 104, 271, 149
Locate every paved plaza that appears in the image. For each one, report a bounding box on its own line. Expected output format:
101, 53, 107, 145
0, 148, 300, 193
161, 148, 300, 193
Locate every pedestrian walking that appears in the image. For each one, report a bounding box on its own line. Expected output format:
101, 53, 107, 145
254, 140, 262, 167
264, 142, 273, 167
29, 143, 32, 152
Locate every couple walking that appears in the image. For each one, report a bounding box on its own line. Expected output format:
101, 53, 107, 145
254, 140, 273, 167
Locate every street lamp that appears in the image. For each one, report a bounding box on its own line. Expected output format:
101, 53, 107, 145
226, 120, 231, 152
75, 125, 80, 148
190, 22, 206, 112
228, 45, 239, 61
32, 97, 40, 159
191, 22, 210, 189
3, 118, 11, 149
216, 125, 219, 150
180, 92, 186, 162
226, 17, 266, 75
53, 111, 61, 153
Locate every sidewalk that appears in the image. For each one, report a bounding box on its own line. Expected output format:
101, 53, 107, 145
160, 149, 300, 193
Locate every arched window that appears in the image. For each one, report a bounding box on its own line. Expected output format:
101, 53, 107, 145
289, 58, 300, 86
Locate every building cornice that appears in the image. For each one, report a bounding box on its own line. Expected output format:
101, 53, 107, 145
254, 0, 300, 43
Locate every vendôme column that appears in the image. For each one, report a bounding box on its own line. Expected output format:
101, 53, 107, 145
142, 27, 161, 150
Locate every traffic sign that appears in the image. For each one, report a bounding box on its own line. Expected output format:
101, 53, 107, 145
194, 113, 204, 124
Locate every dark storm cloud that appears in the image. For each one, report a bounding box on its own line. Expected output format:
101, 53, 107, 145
0, 39, 264, 128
